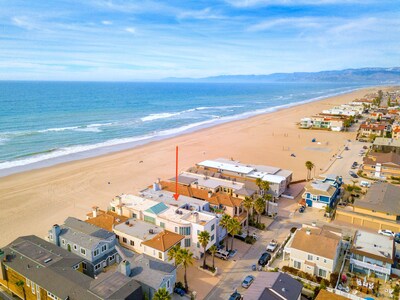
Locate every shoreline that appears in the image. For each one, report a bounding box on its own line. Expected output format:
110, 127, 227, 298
0, 86, 391, 246
0, 86, 365, 178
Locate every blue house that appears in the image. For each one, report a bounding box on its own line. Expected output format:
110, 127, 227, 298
302, 175, 342, 208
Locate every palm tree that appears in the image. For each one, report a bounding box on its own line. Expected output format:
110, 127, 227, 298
243, 197, 254, 235
256, 179, 270, 197
305, 161, 315, 181
179, 248, 194, 291
15, 280, 26, 300
219, 214, 232, 251
254, 197, 266, 223
153, 287, 171, 300
198, 230, 211, 269
228, 218, 241, 251
167, 244, 181, 266
209, 244, 217, 269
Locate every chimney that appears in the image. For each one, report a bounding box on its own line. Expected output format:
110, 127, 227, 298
194, 212, 199, 223
312, 221, 316, 227
92, 206, 99, 218
51, 224, 61, 246
208, 191, 212, 198
306, 229, 311, 235
117, 196, 122, 206
117, 205, 123, 216
153, 182, 160, 191
119, 260, 131, 277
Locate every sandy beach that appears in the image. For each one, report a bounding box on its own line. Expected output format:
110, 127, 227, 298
0, 86, 384, 246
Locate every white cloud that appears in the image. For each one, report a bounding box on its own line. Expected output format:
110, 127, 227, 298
125, 27, 136, 34
102, 20, 112, 25
226, 0, 365, 8
248, 17, 321, 31
11, 16, 40, 30
177, 8, 224, 20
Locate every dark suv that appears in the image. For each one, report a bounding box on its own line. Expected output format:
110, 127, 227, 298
258, 252, 271, 266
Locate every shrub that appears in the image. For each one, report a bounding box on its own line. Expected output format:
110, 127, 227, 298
245, 236, 256, 244
175, 281, 185, 290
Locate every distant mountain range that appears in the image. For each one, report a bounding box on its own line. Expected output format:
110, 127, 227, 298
164, 67, 400, 83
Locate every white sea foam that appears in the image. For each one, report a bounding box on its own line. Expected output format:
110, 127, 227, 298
0, 137, 9, 145
141, 112, 181, 122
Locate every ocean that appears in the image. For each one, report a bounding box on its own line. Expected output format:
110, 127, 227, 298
0, 81, 368, 176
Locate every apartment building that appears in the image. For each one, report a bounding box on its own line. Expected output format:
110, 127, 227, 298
362, 152, 400, 179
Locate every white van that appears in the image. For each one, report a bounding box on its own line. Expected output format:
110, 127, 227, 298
360, 181, 371, 188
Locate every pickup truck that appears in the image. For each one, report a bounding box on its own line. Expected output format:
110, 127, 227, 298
266, 240, 278, 252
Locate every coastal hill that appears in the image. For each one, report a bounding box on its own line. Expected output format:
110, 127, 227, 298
164, 67, 400, 83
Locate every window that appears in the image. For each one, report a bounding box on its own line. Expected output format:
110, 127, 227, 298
316, 257, 319, 261
61, 239, 65, 245
144, 215, 156, 224
294, 260, 301, 269
197, 242, 200, 248
211, 234, 214, 241
31, 282, 35, 294
80, 248, 86, 256
109, 254, 115, 262
94, 249, 100, 257
130, 240, 135, 246
211, 224, 215, 231
179, 227, 191, 236
197, 230, 200, 235
307, 254, 313, 261
318, 268, 327, 278
116, 234, 119, 240
167, 279, 170, 288
73, 244, 78, 251
47, 292, 58, 300
159, 252, 162, 259
95, 264, 101, 270
36, 284, 40, 300
101, 245, 107, 252
73, 264, 79, 270
27, 279, 31, 287
175, 227, 178, 233
82, 262, 87, 270
184, 238, 191, 247
160, 222, 165, 228
123, 237, 127, 243
49, 233, 53, 240
132, 213, 137, 219
323, 259, 327, 263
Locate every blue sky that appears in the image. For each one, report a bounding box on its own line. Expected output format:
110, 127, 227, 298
1, 0, 399, 80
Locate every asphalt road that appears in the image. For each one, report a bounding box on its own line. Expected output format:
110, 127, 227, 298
323, 140, 371, 184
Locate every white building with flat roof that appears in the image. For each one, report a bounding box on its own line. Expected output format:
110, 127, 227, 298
195, 158, 292, 198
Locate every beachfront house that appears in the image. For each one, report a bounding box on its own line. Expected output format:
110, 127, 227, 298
194, 158, 293, 198
155, 178, 248, 237
243, 272, 302, 300
85, 206, 129, 231
322, 107, 358, 117
283, 225, 342, 280
109, 195, 218, 259
350, 230, 394, 281
48, 217, 119, 276
113, 218, 184, 262
302, 174, 342, 208
0, 235, 143, 300
336, 182, 400, 232
362, 152, 400, 179
299, 116, 344, 131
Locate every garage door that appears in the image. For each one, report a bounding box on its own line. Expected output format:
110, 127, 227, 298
363, 220, 380, 230
336, 213, 352, 223
353, 217, 363, 226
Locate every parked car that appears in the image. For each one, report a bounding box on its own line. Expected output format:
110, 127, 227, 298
174, 288, 186, 296
378, 229, 395, 237
360, 181, 371, 188
241, 275, 255, 288
395, 233, 400, 243
299, 206, 305, 213
266, 240, 278, 252
229, 292, 243, 300
258, 252, 271, 266
363, 145, 368, 149
215, 249, 230, 260
336, 155, 343, 159
349, 171, 358, 178
344, 146, 349, 150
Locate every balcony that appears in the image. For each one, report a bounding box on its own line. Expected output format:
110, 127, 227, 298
350, 258, 391, 275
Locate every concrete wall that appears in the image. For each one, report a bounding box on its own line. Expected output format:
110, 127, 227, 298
336, 210, 400, 232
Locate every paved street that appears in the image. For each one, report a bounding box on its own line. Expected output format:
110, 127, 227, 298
323, 139, 371, 184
